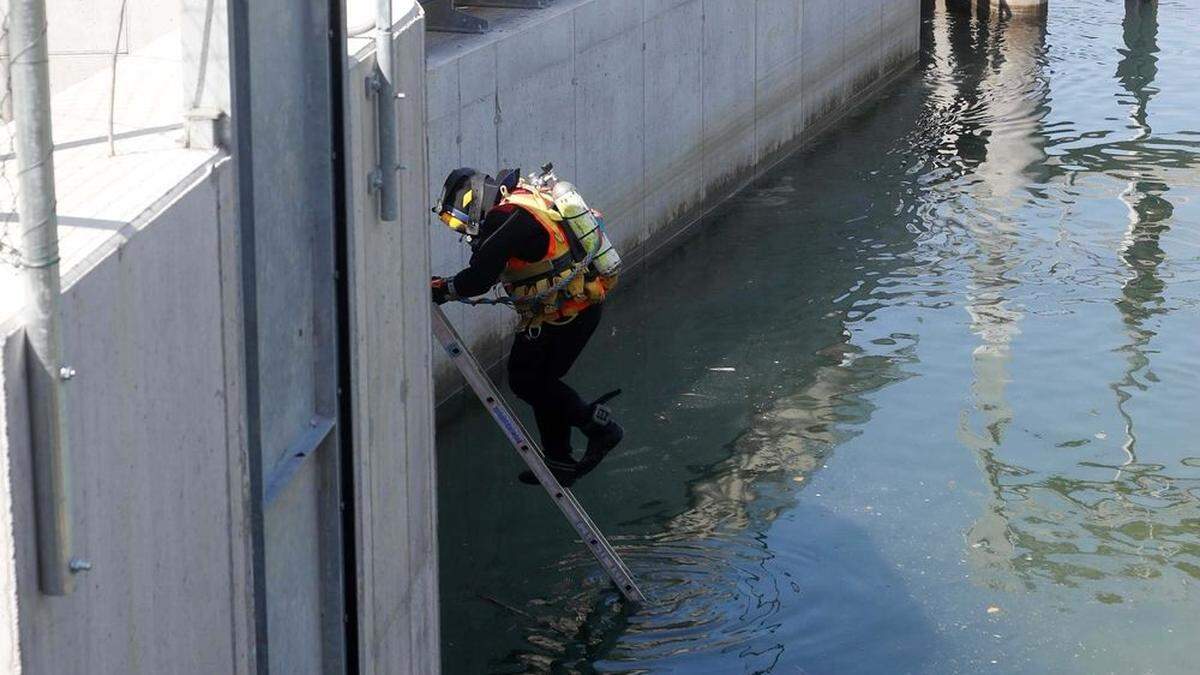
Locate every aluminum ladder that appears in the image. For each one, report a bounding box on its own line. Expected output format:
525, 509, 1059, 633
431, 305, 647, 603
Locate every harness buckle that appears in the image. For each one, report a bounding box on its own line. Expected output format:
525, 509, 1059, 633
591, 404, 612, 426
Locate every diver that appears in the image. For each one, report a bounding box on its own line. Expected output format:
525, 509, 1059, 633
431, 166, 624, 487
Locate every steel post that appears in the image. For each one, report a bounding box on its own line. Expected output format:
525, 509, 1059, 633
9, 0, 79, 595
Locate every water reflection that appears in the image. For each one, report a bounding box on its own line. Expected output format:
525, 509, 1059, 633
1112, 0, 1165, 477
1112, 180, 1170, 474
435, 39, 974, 661
438, 2, 1200, 671
921, 0, 1042, 587
931, 0, 1200, 597
1100, 2, 1200, 590
493, 150, 938, 669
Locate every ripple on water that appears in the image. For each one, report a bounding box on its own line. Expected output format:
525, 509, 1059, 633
498, 494, 938, 674
492, 534, 791, 672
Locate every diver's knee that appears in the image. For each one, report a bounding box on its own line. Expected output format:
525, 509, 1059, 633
507, 370, 541, 402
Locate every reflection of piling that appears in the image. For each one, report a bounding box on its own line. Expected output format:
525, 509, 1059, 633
945, 0, 1048, 19
991, 0, 1048, 17
1112, 0, 1165, 478
975, 0, 1049, 198
930, 0, 1046, 587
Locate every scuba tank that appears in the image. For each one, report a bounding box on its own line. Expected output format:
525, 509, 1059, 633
550, 181, 622, 277
524, 163, 622, 278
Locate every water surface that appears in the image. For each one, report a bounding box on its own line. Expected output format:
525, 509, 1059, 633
437, 2, 1200, 672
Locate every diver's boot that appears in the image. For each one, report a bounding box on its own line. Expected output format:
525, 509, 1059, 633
574, 390, 624, 479
518, 456, 580, 487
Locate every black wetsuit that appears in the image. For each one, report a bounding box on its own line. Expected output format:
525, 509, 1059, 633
451, 207, 601, 462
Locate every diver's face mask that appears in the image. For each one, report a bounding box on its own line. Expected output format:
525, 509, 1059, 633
438, 198, 475, 236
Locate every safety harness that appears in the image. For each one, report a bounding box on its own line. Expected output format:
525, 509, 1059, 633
452, 185, 615, 332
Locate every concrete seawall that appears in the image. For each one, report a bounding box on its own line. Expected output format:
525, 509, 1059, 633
0, 160, 254, 673
426, 0, 922, 388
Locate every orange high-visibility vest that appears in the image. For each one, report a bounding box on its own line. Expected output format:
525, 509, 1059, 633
497, 189, 610, 327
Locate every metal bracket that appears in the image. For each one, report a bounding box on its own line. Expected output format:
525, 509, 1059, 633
365, 74, 383, 196
365, 72, 383, 97
264, 416, 336, 506
420, 0, 488, 33
366, 65, 398, 218
467, 0, 550, 7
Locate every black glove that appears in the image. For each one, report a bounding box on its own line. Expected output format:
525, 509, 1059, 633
431, 276, 452, 305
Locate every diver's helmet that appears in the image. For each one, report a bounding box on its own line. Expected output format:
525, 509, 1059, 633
434, 167, 490, 237
434, 167, 519, 238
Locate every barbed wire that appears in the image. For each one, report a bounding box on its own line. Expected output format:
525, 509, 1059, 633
108, 0, 127, 156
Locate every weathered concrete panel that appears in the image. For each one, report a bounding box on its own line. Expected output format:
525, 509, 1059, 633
265, 458, 325, 675
701, 0, 758, 200
755, 0, 805, 163
1, 163, 250, 674
457, 46, 499, 175
495, 12, 577, 180
883, 0, 922, 71
425, 58, 466, 289
574, 0, 645, 248
575, 0, 642, 52
347, 3, 440, 673
425, 57, 460, 120
245, 1, 345, 670
248, 0, 331, 483
845, 0, 884, 94
643, 0, 704, 240
801, 0, 846, 128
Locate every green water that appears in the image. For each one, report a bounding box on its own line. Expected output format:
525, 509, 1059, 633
436, 2, 1200, 672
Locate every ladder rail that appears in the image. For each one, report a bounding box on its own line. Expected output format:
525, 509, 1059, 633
431, 305, 647, 603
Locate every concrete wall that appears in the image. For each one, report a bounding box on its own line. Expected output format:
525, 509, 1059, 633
0, 160, 256, 674
0, 2, 440, 673
41, 0, 181, 92
345, 2, 441, 673
426, 0, 922, 383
